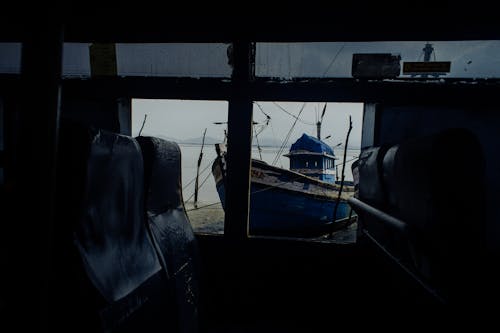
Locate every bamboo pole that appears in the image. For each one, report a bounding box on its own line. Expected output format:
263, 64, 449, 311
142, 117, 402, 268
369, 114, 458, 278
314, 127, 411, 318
194, 128, 207, 208
330, 116, 353, 236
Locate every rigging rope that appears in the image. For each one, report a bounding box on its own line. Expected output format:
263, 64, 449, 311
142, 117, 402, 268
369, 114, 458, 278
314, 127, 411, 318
183, 157, 217, 190
272, 102, 315, 125
322, 43, 346, 77
184, 170, 214, 203
272, 102, 306, 166
253, 123, 263, 160
255, 102, 280, 154
334, 156, 358, 168
255, 102, 270, 119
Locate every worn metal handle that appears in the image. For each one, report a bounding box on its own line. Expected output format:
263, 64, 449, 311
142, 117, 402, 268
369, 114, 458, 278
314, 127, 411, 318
347, 197, 406, 232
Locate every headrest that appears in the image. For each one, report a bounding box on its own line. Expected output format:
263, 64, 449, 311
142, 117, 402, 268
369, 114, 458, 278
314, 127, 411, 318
358, 128, 485, 296
358, 145, 389, 207
136, 136, 184, 213
136, 135, 199, 333
136, 136, 197, 274
381, 128, 484, 231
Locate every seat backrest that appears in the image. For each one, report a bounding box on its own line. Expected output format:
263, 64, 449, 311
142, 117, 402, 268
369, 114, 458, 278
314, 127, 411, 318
54, 122, 176, 332
75, 128, 162, 302
137, 136, 200, 333
358, 128, 485, 303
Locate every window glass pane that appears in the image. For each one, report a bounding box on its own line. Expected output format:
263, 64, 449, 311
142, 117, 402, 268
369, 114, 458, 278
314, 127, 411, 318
249, 101, 362, 239
63, 43, 232, 78
132, 99, 227, 234
256, 41, 500, 79
63, 43, 91, 77
117, 43, 231, 77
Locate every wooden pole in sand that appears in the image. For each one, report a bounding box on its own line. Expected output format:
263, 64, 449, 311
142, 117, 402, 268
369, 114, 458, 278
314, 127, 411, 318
330, 116, 352, 237
194, 128, 207, 209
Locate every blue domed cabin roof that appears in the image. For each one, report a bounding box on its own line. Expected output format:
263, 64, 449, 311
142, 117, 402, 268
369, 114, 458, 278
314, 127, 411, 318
288, 133, 334, 156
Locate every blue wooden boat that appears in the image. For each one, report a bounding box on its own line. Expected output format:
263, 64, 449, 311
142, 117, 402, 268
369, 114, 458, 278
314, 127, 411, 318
212, 133, 355, 235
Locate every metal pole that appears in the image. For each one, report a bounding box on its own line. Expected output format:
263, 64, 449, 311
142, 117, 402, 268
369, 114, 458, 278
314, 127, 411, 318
347, 197, 407, 232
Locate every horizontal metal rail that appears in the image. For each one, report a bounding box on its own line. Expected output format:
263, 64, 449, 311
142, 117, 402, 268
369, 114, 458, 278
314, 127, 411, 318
347, 197, 406, 232
349, 197, 446, 303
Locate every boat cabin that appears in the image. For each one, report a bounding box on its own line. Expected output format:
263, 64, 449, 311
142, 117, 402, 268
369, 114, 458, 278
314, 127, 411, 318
284, 133, 336, 183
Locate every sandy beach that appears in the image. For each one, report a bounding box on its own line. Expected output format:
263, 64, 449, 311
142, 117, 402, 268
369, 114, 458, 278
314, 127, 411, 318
185, 201, 225, 234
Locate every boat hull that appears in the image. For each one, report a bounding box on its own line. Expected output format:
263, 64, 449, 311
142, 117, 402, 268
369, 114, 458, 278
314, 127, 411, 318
213, 157, 354, 236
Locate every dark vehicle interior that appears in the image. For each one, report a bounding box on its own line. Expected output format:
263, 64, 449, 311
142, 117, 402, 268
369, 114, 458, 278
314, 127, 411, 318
1, 6, 499, 331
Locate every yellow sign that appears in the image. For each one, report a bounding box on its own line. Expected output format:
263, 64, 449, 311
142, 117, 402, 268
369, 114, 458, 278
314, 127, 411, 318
403, 61, 451, 74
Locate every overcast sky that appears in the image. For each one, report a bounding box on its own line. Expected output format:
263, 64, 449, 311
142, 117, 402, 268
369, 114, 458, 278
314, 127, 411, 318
132, 99, 363, 148
256, 41, 500, 78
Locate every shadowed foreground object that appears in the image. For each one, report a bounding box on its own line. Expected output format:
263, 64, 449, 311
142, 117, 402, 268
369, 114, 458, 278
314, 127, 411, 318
355, 128, 486, 304
52, 122, 198, 332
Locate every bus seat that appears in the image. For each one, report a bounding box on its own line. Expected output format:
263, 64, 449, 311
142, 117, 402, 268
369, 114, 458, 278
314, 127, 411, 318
136, 136, 200, 333
54, 122, 177, 332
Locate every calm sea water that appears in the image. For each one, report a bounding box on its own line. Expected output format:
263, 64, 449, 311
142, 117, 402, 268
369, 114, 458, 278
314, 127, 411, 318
180, 144, 360, 205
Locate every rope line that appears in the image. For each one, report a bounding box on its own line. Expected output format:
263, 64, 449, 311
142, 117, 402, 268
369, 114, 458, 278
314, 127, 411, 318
184, 170, 214, 203
272, 102, 315, 125
272, 102, 306, 166
183, 157, 216, 190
